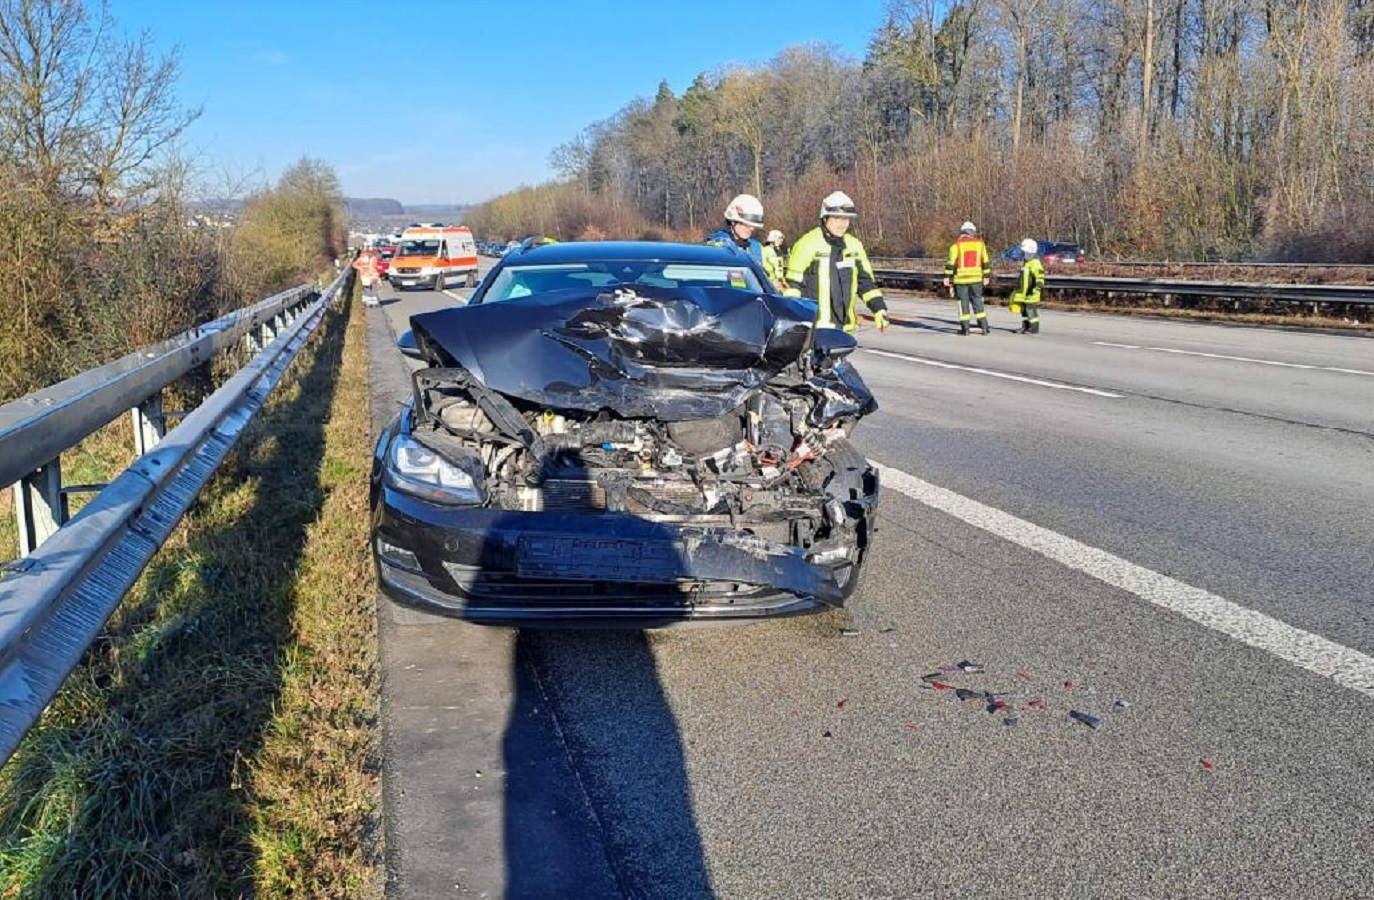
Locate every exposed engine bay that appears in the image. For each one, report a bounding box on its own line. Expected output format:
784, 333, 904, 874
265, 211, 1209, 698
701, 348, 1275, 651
408, 363, 876, 558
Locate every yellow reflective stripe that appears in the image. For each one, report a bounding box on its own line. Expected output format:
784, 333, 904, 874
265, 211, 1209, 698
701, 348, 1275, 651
861, 289, 883, 303
815, 255, 832, 326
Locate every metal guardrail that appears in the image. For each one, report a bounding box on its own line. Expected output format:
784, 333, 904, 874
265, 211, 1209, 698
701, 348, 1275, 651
0, 268, 351, 766
871, 269, 1374, 309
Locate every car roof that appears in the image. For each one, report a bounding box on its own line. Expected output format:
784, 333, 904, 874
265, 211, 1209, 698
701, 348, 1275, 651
502, 240, 753, 265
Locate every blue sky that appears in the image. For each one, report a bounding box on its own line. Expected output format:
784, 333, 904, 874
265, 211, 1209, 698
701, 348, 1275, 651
112, 0, 893, 205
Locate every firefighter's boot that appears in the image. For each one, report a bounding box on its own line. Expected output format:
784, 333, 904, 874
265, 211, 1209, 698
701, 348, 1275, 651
981, 319, 991, 335
959, 322, 970, 336
1030, 322, 1040, 334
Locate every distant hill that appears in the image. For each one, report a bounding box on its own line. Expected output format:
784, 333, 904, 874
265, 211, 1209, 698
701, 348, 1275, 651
345, 197, 405, 217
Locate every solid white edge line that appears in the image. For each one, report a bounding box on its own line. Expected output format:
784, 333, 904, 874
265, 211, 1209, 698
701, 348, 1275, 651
862, 348, 1123, 398
874, 461, 1374, 698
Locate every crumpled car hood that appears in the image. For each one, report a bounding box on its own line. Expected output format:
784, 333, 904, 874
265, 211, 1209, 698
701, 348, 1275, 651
410, 285, 846, 421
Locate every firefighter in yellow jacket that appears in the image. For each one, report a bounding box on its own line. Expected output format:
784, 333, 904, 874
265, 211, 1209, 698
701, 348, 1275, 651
784, 191, 890, 334
943, 221, 991, 335
1010, 238, 1045, 333
762, 229, 787, 291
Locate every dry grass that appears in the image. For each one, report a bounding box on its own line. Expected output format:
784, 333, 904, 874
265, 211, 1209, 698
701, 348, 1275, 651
0, 282, 381, 898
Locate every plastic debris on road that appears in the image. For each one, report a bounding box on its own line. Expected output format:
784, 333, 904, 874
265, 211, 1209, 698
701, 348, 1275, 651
1003, 717, 1019, 727
837, 698, 849, 710
955, 688, 982, 702
1068, 710, 1102, 729
839, 628, 860, 637
1201, 759, 1216, 771
1114, 699, 1131, 708
956, 660, 985, 674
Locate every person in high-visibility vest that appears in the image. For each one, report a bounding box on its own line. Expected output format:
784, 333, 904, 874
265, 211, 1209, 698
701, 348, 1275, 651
1010, 238, 1045, 333
784, 191, 890, 334
353, 248, 381, 306
705, 194, 765, 268
762, 229, 787, 291
943, 221, 992, 335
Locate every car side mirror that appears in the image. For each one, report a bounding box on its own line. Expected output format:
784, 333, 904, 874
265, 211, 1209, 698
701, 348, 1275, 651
397, 329, 423, 359
811, 327, 857, 360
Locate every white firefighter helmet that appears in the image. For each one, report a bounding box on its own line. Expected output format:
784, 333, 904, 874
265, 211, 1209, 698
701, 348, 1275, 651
723, 194, 764, 227
960, 221, 977, 234
766, 229, 784, 245
1020, 238, 1038, 255
820, 191, 858, 219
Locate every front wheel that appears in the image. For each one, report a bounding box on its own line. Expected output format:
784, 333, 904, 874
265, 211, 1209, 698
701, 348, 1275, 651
431, 275, 443, 291
465, 271, 478, 288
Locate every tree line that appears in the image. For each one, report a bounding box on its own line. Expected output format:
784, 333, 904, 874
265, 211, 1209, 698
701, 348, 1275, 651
0, 0, 347, 403
468, 0, 1374, 263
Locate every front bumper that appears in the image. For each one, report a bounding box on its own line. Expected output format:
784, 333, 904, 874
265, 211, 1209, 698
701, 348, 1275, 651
371, 486, 859, 626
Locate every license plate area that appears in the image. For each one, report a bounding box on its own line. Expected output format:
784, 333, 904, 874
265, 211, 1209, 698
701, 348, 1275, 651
516, 536, 683, 582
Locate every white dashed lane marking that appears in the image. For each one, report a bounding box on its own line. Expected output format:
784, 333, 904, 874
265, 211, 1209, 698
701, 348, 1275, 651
876, 462, 1374, 698
1094, 342, 1374, 377
862, 349, 1123, 398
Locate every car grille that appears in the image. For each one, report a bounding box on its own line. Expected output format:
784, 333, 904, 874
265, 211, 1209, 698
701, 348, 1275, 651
438, 562, 788, 607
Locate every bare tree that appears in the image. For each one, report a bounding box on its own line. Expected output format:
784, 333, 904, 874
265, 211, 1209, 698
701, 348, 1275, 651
0, 0, 199, 204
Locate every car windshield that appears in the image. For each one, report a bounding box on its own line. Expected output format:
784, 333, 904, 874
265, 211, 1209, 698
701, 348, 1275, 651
480, 260, 766, 303
396, 239, 440, 257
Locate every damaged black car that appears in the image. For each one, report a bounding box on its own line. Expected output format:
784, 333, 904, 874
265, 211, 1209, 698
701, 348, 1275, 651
370, 241, 880, 625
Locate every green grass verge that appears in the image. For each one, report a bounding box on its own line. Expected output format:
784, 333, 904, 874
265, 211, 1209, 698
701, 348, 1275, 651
0, 283, 382, 897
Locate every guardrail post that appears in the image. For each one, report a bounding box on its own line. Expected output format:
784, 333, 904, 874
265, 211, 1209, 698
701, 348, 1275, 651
15, 460, 63, 556
131, 395, 167, 456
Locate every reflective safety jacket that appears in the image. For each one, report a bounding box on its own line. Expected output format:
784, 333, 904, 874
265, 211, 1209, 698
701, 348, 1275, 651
706, 228, 764, 268
944, 235, 991, 285
784, 226, 887, 333
1012, 257, 1045, 304
761, 244, 785, 286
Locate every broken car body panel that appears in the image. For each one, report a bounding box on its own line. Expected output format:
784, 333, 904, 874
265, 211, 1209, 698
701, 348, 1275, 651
370, 241, 880, 626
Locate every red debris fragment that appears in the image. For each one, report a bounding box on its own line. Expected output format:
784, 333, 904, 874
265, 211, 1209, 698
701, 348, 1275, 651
1027, 698, 1049, 711
1016, 671, 1033, 681
987, 700, 1009, 712
904, 723, 921, 731
1063, 680, 1075, 689
1202, 759, 1216, 771
930, 681, 957, 690
791, 708, 801, 718
837, 699, 849, 710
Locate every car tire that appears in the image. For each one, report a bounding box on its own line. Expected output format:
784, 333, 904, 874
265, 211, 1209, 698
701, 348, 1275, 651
466, 271, 477, 288
432, 275, 443, 291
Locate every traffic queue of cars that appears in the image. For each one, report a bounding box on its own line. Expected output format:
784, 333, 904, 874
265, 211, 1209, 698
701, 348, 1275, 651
371, 239, 880, 626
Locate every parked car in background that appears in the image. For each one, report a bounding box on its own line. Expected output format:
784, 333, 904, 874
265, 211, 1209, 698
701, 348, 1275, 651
1000, 241, 1086, 266
372, 240, 881, 626
374, 243, 395, 277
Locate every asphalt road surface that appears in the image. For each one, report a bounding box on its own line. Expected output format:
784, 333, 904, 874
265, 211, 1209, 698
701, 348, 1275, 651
367, 271, 1374, 899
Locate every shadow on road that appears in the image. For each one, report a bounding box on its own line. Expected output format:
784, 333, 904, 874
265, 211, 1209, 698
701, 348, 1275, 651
503, 629, 714, 899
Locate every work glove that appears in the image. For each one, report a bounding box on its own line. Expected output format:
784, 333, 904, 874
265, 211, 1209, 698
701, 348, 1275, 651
873, 310, 890, 332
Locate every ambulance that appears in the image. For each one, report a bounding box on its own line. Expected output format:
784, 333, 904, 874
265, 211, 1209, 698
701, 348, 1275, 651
387, 224, 480, 290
